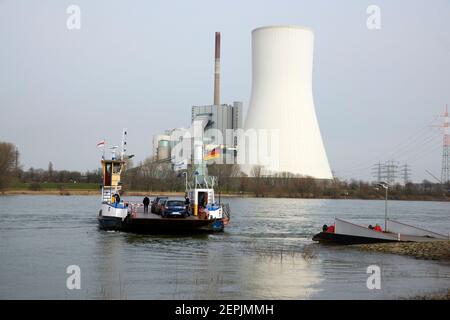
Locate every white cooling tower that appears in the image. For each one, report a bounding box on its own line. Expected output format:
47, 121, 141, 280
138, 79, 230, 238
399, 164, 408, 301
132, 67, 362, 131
243, 25, 332, 179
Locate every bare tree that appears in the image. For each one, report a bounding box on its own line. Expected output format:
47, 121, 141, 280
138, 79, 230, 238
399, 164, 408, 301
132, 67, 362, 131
47, 161, 53, 181
0, 142, 18, 190
207, 164, 240, 192
250, 165, 267, 197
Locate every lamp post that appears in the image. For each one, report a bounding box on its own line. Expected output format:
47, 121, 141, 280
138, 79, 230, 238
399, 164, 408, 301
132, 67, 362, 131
182, 171, 188, 192
376, 182, 389, 231
194, 171, 199, 188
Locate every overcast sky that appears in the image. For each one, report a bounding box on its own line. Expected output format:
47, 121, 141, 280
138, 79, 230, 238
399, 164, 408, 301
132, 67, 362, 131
0, 0, 449, 182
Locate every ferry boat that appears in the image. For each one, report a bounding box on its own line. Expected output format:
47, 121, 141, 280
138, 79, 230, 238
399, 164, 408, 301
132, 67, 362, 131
97, 129, 230, 233
312, 217, 449, 245
313, 182, 449, 245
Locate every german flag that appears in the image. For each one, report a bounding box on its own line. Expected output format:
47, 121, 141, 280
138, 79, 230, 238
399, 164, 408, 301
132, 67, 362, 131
204, 147, 221, 160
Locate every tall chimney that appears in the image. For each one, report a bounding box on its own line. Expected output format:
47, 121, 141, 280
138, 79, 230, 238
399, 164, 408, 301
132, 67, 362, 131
214, 32, 221, 106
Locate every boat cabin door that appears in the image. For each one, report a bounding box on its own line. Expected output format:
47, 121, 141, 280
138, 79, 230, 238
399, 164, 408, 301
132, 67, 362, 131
103, 162, 112, 187
190, 189, 215, 217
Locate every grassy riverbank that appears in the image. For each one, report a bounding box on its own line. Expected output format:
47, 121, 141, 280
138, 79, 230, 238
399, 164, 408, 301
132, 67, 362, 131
1, 188, 243, 197
1, 183, 449, 201
2, 188, 248, 197
353, 240, 450, 261
2, 187, 450, 201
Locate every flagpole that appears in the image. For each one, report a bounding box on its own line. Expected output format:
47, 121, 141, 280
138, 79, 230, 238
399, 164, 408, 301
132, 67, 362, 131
103, 138, 106, 159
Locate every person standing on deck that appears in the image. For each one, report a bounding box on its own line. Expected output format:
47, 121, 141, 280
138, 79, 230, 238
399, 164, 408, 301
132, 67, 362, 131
113, 193, 120, 208
143, 196, 150, 214
184, 194, 190, 216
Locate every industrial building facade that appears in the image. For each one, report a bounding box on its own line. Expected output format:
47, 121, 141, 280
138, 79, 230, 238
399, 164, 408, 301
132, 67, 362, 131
192, 102, 242, 163
152, 101, 242, 164
153, 128, 187, 162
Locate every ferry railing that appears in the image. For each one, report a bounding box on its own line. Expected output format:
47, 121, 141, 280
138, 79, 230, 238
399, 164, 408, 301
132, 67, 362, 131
221, 203, 231, 221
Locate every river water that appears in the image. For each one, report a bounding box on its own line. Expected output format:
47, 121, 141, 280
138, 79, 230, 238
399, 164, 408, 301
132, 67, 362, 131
0, 195, 449, 299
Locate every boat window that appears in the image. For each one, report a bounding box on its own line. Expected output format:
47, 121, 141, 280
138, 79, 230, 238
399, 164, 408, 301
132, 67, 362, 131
113, 163, 121, 174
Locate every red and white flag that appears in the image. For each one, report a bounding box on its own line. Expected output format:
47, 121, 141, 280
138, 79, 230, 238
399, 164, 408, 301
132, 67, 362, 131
97, 140, 105, 148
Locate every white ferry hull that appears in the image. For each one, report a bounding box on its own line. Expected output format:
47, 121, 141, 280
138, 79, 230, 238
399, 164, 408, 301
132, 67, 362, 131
98, 203, 128, 230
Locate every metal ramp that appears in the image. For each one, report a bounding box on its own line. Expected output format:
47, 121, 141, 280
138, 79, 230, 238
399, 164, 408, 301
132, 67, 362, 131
221, 203, 231, 221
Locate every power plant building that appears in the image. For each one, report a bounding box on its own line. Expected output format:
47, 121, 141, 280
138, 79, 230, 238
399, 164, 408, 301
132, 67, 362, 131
192, 102, 242, 163
243, 25, 332, 179
153, 128, 187, 161
191, 31, 242, 164
152, 31, 244, 166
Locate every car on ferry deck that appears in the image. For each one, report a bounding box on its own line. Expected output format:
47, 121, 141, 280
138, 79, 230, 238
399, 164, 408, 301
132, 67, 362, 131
151, 196, 168, 214
161, 200, 188, 218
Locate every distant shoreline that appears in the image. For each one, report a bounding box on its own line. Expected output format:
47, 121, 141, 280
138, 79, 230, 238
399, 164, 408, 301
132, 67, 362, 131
1, 189, 449, 201
0, 189, 239, 197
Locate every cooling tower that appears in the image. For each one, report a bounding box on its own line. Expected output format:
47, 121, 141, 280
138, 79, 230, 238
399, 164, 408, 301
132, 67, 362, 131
243, 25, 332, 179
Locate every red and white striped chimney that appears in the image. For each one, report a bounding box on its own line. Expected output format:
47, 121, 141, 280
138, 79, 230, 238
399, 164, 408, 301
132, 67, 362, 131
214, 32, 221, 106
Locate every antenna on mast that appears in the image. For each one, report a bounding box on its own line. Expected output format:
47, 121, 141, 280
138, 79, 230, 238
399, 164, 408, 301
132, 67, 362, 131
121, 128, 127, 160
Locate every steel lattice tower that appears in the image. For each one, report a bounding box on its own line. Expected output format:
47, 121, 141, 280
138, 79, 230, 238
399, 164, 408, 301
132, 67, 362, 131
441, 105, 449, 185
371, 161, 384, 182
401, 163, 411, 185
382, 160, 398, 185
